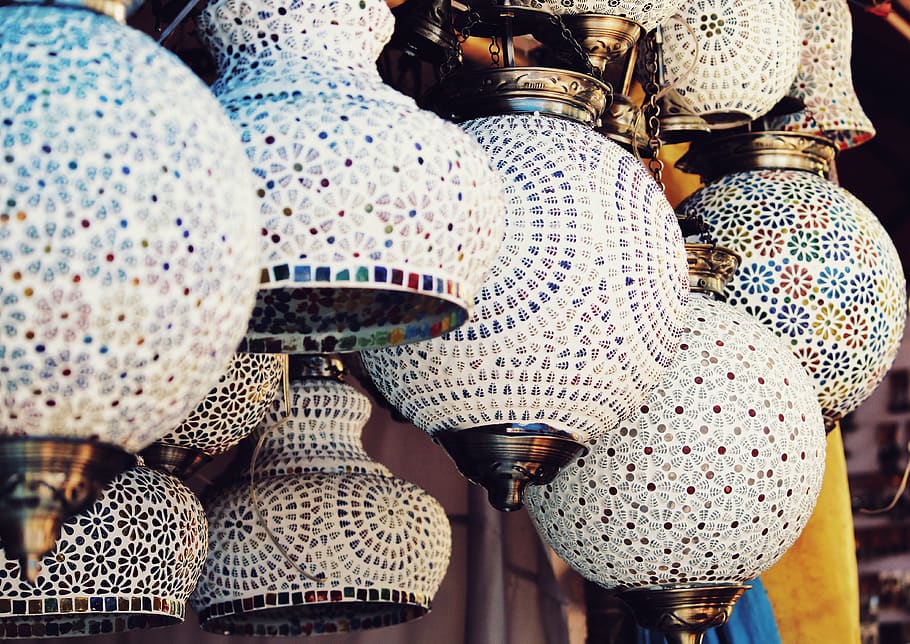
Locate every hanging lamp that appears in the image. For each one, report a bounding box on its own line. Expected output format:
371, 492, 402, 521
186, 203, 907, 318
651, 0, 800, 139
0, 465, 208, 637
526, 243, 826, 644
764, 0, 875, 150
0, 1, 260, 579
362, 5, 689, 512
139, 353, 286, 478
191, 355, 452, 636
195, 0, 505, 355
676, 131, 906, 427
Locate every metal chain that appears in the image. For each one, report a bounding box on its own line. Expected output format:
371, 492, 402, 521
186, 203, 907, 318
489, 35, 502, 67
546, 12, 601, 81
441, 9, 482, 78
641, 29, 665, 193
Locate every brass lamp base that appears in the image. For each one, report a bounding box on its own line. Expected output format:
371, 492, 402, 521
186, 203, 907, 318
619, 584, 749, 644
0, 437, 134, 582
139, 442, 213, 479
435, 424, 587, 511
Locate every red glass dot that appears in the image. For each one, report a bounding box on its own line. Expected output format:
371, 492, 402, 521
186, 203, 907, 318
751, 449, 759, 457
686, 486, 696, 495
718, 446, 726, 455
682, 446, 691, 455
724, 486, 732, 494
644, 446, 653, 455
675, 406, 684, 414
713, 405, 721, 413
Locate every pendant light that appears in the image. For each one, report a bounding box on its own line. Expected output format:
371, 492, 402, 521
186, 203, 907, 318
195, 0, 505, 355
362, 5, 689, 512
764, 0, 875, 150
191, 355, 452, 636
140, 353, 286, 478
676, 132, 906, 426
526, 244, 826, 644
0, 2, 260, 578
0, 465, 208, 637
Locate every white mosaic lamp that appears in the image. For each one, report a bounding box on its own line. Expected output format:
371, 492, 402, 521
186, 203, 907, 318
0, 2, 259, 578
677, 132, 906, 426
191, 356, 452, 636
0, 466, 208, 638
764, 0, 876, 150
362, 113, 689, 512
527, 244, 826, 644
195, 0, 505, 355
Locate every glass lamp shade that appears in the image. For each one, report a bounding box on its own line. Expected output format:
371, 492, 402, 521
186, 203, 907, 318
537, 0, 688, 31
0, 6, 259, 574
0, 466, 208, 638
141, 353, 286, 477
678, 142, 906, 423
191, 376, 452, 636
526, 293, 826, 593
361, 114, 688, 510
195, 0, 506, 355
658, 0, 800, 129
764, 0, 875, 150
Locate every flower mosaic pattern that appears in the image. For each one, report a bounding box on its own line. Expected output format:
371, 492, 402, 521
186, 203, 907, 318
527, 296, 826, 589
543, 0, 689, 30
680, 169, 906, 421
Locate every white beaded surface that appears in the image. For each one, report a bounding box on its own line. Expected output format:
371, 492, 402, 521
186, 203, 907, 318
362, 114, 688, 443
660, 0, 800, 125
765, 0, 875, 149
0, 7, 260, 452
527, 295, 826, 589
0, 467, 207, 636
541, 0, 688, 31
192, 380, 452, 636
197, 0, 505, 354
681, 169, 906, 421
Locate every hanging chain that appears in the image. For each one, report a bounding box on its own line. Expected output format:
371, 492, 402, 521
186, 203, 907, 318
546, 12, 601, 81
642, 28, 665, 193
441, 8, 483, 78
489, 35, 502, 67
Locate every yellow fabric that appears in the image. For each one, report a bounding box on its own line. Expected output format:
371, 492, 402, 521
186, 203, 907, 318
762, 425, 860, 644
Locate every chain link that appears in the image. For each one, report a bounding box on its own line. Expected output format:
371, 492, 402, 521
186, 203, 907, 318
546, 13, 601, 81
641, 29, 665, 193
488, 35, 501, 67
441, 9, 482, 78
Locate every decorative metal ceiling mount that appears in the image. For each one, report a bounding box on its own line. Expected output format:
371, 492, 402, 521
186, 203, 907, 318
620, 584, 750, 644
389, 0, 457, 64
685, 244, 741, 300
676, 131, 837, 178
197, 0, 505, 355
435, 424, 587, 511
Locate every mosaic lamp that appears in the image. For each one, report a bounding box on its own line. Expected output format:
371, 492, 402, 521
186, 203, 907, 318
676, 132, 906, 427
195, 0, 505, 355
0, 465, 208, 637
527, 244, 827, 644
764, 0, 875, 150
0, 0, 260, 579
139, 353, 286, 478
363, 6, 689, 512
191, 355, 452, 636
652, 0, 800, 139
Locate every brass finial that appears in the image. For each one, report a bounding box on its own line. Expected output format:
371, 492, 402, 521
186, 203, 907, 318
685, 244, 741, 300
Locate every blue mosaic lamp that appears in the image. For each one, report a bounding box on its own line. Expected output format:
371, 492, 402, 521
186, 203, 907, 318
0, 0, 260, 579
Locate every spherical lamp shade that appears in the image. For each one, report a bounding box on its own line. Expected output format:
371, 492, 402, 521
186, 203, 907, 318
658, 0, 800, 130
0, 466, 208, 637
361, 114, 689, 511
140, 353, 286, 478
540, 0, 687, 31
527, 272, 826, 643
191, 368, 452, 636
0, 5, 259, 576
196, 0, 505, 355
764, 0, 875, 150
677, 134, 907, 424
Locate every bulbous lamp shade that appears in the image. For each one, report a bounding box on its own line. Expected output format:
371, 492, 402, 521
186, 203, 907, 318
196, 0, 505, 355
0, 5, 259, 576
765, 0, 875, 150
191, 366, 452, 636
678, 133, 906, 424
362, 114, 689, 511
140, 353, 286, 478
658, 0, 800, 129
0, 466, 208, 637
538, 0, 687, 31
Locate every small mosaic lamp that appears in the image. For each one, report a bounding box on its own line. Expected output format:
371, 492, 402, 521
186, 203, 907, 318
0, 466, 208, 638
764, 0, 875, 150
0, 0, 259, 579
195, 0, 505, 355
653, 0, 800, 138
191, 355, 452, 636
676, 132, 907, 427
526, 244, 827, 644
140, 353, 286, 478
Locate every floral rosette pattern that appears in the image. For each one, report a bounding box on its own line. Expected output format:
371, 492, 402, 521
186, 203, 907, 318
680, 169, 906, 422
196, 0, 505, 354
0, 467, 207, 637
540, 0, 688, 31
527, 295, 826, 589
